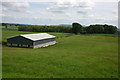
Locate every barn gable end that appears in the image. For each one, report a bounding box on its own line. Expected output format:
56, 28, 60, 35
7, 36, 33, 45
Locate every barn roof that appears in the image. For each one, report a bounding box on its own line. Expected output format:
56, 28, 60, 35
7, 33, 56, 41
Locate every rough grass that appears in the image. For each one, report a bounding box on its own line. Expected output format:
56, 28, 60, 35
2, 28, 118, 78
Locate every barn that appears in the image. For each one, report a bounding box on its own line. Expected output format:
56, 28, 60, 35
7, 33, 56, 48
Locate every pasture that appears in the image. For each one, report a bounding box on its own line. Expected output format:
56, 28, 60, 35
2, 27, 118, 78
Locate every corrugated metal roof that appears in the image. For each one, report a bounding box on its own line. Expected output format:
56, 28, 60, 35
7, 33, 56, 41
21, 33, 56, 41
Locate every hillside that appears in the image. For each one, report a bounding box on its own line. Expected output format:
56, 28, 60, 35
2, 27, 118, 78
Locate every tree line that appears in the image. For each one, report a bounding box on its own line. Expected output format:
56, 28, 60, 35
1, 23, 117, 34
72, 23, 117, 34
18, 26, 72, 33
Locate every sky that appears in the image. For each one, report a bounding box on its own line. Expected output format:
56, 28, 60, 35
1, 0, 119, 26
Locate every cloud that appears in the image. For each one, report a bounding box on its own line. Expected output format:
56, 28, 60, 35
2, 1, 30, 13
112, 10, 118, 15
77, 11, 87, 14
1, 1, 117, 26
46, 0, 94, 14
2, 0, 119, 2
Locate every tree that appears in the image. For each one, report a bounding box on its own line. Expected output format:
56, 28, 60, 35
103, 24, 117, 34
80, 27, 87, 34
72, 23, 82, 34
2, 23, 7, 28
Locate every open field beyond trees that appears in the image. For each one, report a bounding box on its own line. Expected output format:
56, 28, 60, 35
2, 26, 118, 78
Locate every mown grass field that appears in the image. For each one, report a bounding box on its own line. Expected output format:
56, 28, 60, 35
2, 27, 118, 78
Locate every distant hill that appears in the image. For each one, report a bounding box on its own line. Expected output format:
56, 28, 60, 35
59, 24, 72, 27
1, 23, 89, 27
1, 23, 72, 27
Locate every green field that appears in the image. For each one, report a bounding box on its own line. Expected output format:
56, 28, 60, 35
2, 27, 118, 78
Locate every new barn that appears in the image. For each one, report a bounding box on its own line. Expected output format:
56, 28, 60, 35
7, 33, 56, 48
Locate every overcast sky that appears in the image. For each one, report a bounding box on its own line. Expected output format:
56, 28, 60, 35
1, 0, 119, 26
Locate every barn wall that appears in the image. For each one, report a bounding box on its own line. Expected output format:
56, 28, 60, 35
33, 41, 56, 48
33, 38, 55, 45
7, 36, 33, 45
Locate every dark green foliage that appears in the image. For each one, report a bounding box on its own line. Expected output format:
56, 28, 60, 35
2, 23, 7, 28
103, 24, 117, 34
80, 27, 87, 34
18, 26, 72, 33
18, 24, 117, 34
86, 24, 104, 34
2, 23, 5, 26
72, 23, 82, 34
84, 24, 117, 34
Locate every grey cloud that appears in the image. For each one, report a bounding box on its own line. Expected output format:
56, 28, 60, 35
47, 0, 94, 15
50, 10, 65, 13
77, 11, 87, 14
2, 2, 30, 12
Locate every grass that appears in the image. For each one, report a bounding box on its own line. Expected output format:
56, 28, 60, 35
2, 27, 118, 78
